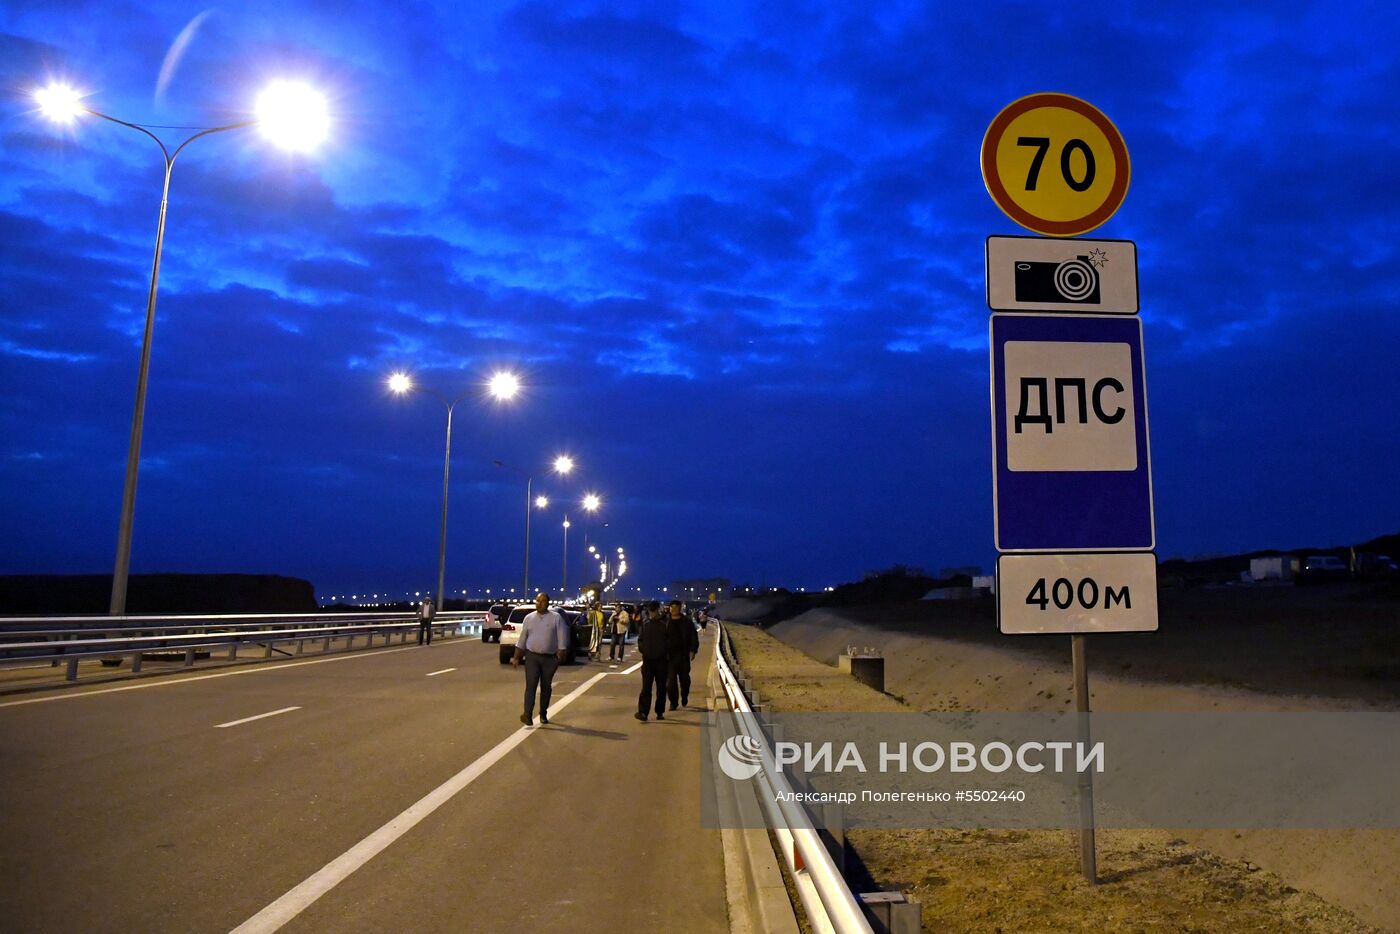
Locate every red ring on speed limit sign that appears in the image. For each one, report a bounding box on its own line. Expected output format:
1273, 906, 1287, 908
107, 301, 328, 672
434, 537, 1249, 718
981, 92, 1131, 237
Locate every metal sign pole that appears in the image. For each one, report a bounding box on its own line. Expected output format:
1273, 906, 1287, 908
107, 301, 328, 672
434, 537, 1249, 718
1072, 633, 1097, 883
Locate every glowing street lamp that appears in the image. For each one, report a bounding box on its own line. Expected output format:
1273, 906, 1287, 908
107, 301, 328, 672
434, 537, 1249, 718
32, 79, 329, 616
254, 80, 330, 152
488, 371, 520, 401
563, 492, 606, 598
561, 516, 572, 596
499, 453, 580, 597
387, 369, 522, 610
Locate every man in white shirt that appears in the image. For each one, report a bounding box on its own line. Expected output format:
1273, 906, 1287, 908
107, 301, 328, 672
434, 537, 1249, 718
511, 592, 570, 726
608, 604, 631, 661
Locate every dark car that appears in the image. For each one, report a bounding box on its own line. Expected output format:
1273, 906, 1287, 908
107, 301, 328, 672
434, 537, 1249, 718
1297, 555, 1349, 585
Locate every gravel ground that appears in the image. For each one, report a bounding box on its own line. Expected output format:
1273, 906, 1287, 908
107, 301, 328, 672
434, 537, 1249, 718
725, 623, 1382, 934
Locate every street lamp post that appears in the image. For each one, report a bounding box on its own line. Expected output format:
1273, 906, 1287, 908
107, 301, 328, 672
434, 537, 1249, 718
561, 492, 602, 599
390, 371, 520, 610
561, 515, 571, 597
33, 81, 329, 616
501, 455, 573, 596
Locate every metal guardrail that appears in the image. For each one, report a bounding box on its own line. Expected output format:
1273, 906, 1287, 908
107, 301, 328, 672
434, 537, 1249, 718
713, 622, 873, 934
0, 612, 482, 682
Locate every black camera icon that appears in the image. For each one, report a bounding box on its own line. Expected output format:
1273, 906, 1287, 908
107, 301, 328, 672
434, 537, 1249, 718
1013, 256, 1101, 304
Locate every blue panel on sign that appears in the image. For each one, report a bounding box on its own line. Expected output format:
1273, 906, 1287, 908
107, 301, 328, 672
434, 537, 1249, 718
991, 313, 1153, 552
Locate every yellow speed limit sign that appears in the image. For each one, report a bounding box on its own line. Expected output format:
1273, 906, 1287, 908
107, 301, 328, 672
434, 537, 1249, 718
981, 92, 1130, 237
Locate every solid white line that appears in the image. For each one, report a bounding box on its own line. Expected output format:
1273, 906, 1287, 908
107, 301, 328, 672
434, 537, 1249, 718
229, 669, 612, 934
215, 706, 302, 729
0, 639, 471, 709
425, 668, 456, 677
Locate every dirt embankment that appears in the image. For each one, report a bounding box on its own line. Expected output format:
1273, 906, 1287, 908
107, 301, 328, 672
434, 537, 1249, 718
725, 617, 1394, 933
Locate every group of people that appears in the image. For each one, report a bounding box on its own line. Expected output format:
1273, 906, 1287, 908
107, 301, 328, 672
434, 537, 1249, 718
509, 593, 704, 726
585, 602, 632, 661
631, 599, 701, 721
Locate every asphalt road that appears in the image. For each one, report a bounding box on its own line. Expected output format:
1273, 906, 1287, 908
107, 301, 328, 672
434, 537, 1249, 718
0, 631, 727, 933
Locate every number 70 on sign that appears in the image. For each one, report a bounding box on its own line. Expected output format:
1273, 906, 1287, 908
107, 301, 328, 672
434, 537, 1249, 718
981, 92, 1131, 238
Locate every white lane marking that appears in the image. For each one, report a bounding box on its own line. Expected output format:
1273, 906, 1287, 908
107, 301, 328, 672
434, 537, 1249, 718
620, 660, 642, 674
425, 668, 456, 677
0, 639, 473, 709
215, 706, 302, 729
230, 669, 612, 934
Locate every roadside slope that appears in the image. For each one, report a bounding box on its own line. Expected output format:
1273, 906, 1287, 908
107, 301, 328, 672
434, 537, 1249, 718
726, 622, 1385, 933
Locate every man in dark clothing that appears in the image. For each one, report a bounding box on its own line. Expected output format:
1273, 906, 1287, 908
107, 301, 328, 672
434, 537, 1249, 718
634, 603, 670, 721
665, 599, 700, 710
416, 597, 436, 645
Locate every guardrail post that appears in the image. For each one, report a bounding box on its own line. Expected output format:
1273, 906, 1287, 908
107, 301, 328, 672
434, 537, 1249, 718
184, 648, 195, 667
324, 636, 331, 651
66, 658, 78, 681
296, 640, 304, 655
264, 642, 273, 659
858, 892, 921, 934
130, 652, 143, 673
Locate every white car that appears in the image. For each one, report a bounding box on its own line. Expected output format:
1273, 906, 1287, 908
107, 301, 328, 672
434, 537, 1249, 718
480, 603, 509, 643
496, 604, 586, 665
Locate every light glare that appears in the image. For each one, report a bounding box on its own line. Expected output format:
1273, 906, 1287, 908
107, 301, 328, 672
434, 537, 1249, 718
582, 493, 601, 512
553, 455, 574, 474
488, 371, 521, 400
534, 495, 549, 509
388, 373, 412, 394
255, 80, 329, 152
36, 83, 85, 123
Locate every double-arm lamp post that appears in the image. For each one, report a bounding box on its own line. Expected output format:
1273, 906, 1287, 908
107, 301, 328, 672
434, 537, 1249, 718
33, 80, 330, 616
562, 493, 602, 598
389, 371, 521, 610
494, 454, 578, 597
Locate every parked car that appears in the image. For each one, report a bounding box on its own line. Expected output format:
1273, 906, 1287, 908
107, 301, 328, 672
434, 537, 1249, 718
1297, 555, 1349, 585
1356, 553, 1399, 580
497, 604, 588, 665
481, 603, 509, 642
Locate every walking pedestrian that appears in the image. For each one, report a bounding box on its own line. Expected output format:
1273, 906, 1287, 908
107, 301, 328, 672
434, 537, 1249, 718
665, 599, 699, 709
634, 603, 669, 721
608, 603, 631, 661
417, 596, 436, 645
511, 592, 569, 726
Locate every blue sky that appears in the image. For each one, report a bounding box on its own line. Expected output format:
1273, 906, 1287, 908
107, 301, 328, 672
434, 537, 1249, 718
1, 1, 1397, 598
